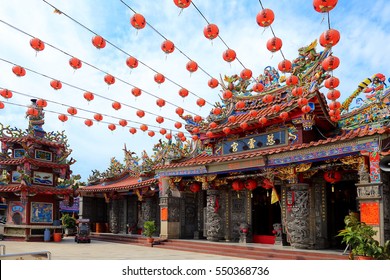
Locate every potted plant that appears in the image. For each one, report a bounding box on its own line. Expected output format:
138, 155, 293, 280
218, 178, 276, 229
143, 220, 157, 244
337, 213, 390, 260
61, 213, 77, 236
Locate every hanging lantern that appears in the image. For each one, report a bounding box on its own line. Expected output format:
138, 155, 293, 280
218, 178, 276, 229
266, 37, 282, 52
190, 182, 201, 193
223, 49, 236, 63
240, 122, 248, 130
165, 133, 172, 140
186, 60, 198, 73
192, 127, 200, 133
322, 56, 340, 71
327, 89, 341, 100
108, 124, 116, 131
245, 179, 257, 191
194, 115, 202, 123
252, 83, 264, 93
67, 107, 77, 116
161, 40, 175, 54
160, 128, 167, 135
232, 180, 244, 192
12, 65, 26, 77
84, 119, 93, 127
179, 88, 189, 98
126, 56, 138, 69
192, 135, 199, 141
27, 107, 38, 117
69, 57, 82, 70
256, 8, 275, 27
240, 68, 253, 80
223, 90, 233, 100
175, 122, 182, 129
209, 122, 217, 129
58, 114, 68, 122
36, 99, 47, 107
319, 29, 340, 48
228, 115, 237, 123
278, 59, 292, 73
206, 131, 213, 138
286, 75, 299, 86
176, 107, 184, 116
196, 98, 206, 107
324, 76, 340, 89
328, 101, 341, 110
131, 87, 142, 97
129, 127, 137, 134
248, 110, 258, 118
208, 78, 219, 88
298, 97, 309, 107
173, 0, 192, 8
330, 115, 341, 122
104, 74, 115, 85
148, 131, 155, 137
301, 105, 312, 114
235, 100, 245, 110
92, 35, 106, 49
259, 116, 268, 125
329, 109, 341, 117
136, 110, 145, 118
30, 38, 45, 52
292, 86, 304, 97
324, 170, 342, 183
279, 111, 288, 120
262, 94, 274, 103
140, 124, 148, 131
50, 80, 62, 90
0, 89, 13, 99
272, 104, 281, 113
223, 127, 231, 135
177, 131, 185, 138
313, 0, 338, 13
156, 98, 166, 108
156, 116, 164, 124
94, 113, 103, 122
154, 73, 165, 84
112, 101, 121, 110
203, 23, 219, 40
130, 13, 146, 29
213, 107, 222, 115
0, 102, 4, 109
83, 92, 94, 102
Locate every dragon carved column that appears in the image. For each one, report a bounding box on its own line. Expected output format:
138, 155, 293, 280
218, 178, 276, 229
205, 189, 221, 241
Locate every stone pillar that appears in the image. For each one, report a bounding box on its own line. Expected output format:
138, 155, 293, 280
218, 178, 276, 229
283, 183, 312, 249
159, 177, 181, 239
205, 189, 222, 241
194, 190, 205, 239
312, 180, 328, 249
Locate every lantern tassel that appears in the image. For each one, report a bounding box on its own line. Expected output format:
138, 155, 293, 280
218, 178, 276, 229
332, 184, 334, 192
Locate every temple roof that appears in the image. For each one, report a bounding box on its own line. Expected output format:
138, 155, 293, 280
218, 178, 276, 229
0, 183, 73, 195
0, 157, 70, 169
0, 133, 67, 149
79, 176, 157, 193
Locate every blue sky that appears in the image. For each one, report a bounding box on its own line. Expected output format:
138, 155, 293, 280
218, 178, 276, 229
1, 0, 389, 181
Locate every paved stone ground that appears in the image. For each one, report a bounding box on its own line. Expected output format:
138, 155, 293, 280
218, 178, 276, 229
0, 237, 244, 260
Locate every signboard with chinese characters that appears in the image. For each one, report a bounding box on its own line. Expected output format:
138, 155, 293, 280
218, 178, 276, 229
222, 129, 288, 155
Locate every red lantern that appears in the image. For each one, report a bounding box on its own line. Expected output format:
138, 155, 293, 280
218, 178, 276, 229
176, 107, 184, 115
140, 124, 148, 131
319, 29, 340, 48
94, 113, 103, 122
329, 109, 341, 117
69, 57, 82, 70
12, 65, 26, 77
192, 135, 199, 141
228, 115, 237, 123
58, 114, 68, 122
252, 83, 264, 93
203, 23, 219, 40
240, 68, 252, 80
148, 131, 155, 137
36, 99, 47, 107
235, 101, 245, 110
232, 180, 244, 191
266, 37, 282, 52
179, 88, 189, 98
156, 98, 166, 108
272, 104, 281, 113
136, 110, 145, 118
313, 0, 338, 13
0, 89, 13, 99
186, 60, 198, 73
67, 107, 77, 116
324, 170, 342, 183
240, 122, 248, 130
92, 35, 106, 49
154, 73, 165, 84
324, 76, 340, 89
327, 89, 341, 100
208, 78, 219, 88
130, 13, 146, 29
262, 179, 274, 190
104, 74, 115, 85
30, 38, 45, 52
259, 116, 268, 125
177, 132, 184, 138
173, 0, 192, 8
249, 110, 258, 117
0, 102, 3, 109
297, 97, 309, 107
26, 107, 38, 117
112, 101, 121, 110
223, 127, 231, 135
256, 8, 275, 27
328, 101, 341, 110
119, 119, 128, 127
166, 133, 172, 140
322, 56, 340, 71
108, 124, 116, 131
286, 75, 299, 86
213, 107, 222, 115
209, 122, 217, 129
279, 111, 288, 120
194, 115, 202, 123
84, 119, 93, 127
175, 122, 182, 129
126, 56, 138, 69
131, 87, 142, 97
301, 105, 312, 114
278, 59, 292, 72
223, 49, 236, 62
190, 182, 201, 193
160, 128, 167, 135
156, 116, 164, 124
161, 40, 175, 54
196, 98, 206, 107
50, 80, 62, 90
129, 127, 137, 134
223, 90, 233, 100
262, 94, 273, 103
192, 127, 200, 133
292, 87, 304, 97
206, 131, 213, 138
245, 179, 257, 191
84, 92, 94, 102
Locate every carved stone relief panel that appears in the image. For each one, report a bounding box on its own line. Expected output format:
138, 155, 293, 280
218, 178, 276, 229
205, 189, 221, 241
230, 192, 246, 242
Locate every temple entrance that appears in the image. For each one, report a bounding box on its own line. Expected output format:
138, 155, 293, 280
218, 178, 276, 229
251, 186, 281, 243
326, 180, 358, 249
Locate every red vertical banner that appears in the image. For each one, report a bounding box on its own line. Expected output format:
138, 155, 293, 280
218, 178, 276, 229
369, 151, 380, 183
360, 202, 380, 225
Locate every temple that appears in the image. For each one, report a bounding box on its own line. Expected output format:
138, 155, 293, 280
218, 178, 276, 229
0, 99, 76, 240
79, 40, 390, 250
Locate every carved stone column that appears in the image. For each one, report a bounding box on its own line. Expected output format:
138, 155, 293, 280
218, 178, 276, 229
109, 199, 120, 234
159, 177, 181, 239
205, 189, 221, 241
